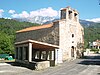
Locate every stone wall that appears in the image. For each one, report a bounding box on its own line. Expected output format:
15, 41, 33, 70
16, 22, 59, 45
59, 7, 84, 60
34, 61, 50, 70
59, 20, 70, 60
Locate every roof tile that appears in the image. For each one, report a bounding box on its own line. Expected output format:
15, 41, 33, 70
16, 23, 53, 33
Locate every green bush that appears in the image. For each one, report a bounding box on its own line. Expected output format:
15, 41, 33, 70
90, 48, 99, 53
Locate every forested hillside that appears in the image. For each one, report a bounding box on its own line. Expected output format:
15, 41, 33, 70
83, 23, 100, 48
0, 18, 39, 54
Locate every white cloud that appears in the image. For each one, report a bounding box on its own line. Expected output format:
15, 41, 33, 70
0, 9, 4, 17
19, 11, 29, 18
4, 17, 11, 19
0, 9, 4, 13
9, 10, 16, 14
86, 18, 100, 23
11, 11, 29, 18
10, 7, 58, 18
30, 7, 58, 17
11, 14, 19, 18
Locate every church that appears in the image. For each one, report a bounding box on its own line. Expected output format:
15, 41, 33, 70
15, 6, 84, 69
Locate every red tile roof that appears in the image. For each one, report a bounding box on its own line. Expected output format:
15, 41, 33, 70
16, 23, 53, 33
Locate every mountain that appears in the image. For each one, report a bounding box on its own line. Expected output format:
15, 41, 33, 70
13, 16, 55, 24
9, 16, 99, 29
13, 16, 97, 27
43, 18, 59, 24
44, 19, 96, 27
79, 19, 95, 28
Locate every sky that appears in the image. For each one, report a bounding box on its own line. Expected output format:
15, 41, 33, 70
0, 0, 100, 22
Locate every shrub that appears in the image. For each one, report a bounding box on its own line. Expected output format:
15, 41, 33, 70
90, 48, 99, 53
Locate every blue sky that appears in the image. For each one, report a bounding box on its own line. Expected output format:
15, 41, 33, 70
0, 0, 100, 22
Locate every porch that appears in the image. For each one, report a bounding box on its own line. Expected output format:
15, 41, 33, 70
15, 40, 62, 70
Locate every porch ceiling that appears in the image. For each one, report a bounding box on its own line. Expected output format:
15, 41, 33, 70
15, 39, 59, 50
32, 43, 56, 50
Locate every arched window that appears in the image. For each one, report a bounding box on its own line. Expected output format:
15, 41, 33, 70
68, 11, 72, 20
61, 10, 66, 19
72, 34, 74, 38
74, 13, 77, 21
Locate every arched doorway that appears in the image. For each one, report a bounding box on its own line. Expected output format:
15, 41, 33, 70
71, 46, 74, 57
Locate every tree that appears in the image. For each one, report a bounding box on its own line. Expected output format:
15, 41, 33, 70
0, 18, 40, 54
0, 32, 14, 54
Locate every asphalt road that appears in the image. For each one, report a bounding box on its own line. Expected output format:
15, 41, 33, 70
0, 54, 100, 75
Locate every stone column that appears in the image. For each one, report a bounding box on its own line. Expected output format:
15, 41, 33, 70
28, 43, 32, 62
46, 51, 49, 60
72, 11, 74, 21
15, 47, 17, 59
18, 47, 20, 60
52, 51, 54, 60
39, 51, 42, 60
22, 47, 24, 60
98, 46, 99, 49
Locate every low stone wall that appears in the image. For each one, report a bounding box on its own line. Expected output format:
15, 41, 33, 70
15, 60, 50, 70
34, 61, 50, 70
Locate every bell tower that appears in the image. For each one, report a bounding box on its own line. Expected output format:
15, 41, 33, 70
60, 6, 79, 22
59, 6, 82, 60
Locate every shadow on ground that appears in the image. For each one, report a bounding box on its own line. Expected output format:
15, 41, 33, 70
78, 55, 100, 65
6, 62, 36, 70
98, 73, 100, 75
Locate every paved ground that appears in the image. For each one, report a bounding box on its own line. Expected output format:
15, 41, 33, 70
0, 54, 100, 75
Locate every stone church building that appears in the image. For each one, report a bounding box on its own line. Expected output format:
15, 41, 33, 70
15, 6, 84, 68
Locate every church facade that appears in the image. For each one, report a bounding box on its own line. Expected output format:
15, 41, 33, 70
15, 6, 84, 66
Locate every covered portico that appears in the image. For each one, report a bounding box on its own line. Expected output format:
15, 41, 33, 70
15, 39, 62, 67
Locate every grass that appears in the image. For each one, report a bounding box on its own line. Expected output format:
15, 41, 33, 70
0, 59, 15, 63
